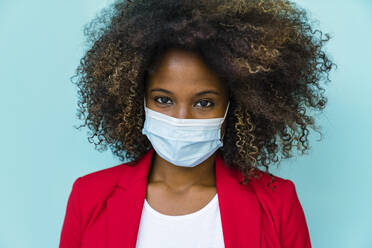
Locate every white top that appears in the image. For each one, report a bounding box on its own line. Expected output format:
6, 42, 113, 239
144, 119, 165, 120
135, 193, 225, 248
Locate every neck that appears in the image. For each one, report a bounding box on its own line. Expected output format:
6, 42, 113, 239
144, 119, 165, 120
147, 151, 217, 192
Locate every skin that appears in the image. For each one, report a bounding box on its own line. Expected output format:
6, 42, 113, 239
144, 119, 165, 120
144, 48, 230, 216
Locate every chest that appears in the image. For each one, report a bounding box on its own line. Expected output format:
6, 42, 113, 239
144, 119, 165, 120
144, 183, 217, 215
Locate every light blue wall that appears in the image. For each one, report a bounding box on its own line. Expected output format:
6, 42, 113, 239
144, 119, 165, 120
1, 1, 371, 247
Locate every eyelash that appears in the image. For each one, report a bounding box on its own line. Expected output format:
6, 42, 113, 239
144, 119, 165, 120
153, 96, 214, 108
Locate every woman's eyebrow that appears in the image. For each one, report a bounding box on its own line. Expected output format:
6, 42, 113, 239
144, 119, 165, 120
150, 88, 174, 95
195, 90, 220, 96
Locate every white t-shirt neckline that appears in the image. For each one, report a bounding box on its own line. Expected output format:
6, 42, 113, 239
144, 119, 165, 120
143, 193, 218, 221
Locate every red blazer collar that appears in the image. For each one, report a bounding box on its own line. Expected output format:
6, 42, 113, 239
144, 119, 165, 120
106, 148, 261, 248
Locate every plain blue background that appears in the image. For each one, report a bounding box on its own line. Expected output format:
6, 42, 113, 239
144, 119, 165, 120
2, 0, 371, 247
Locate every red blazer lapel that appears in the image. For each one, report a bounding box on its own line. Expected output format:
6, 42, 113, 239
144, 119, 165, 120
106, 148, 261, 248
106, 148, 153, 248
215, 153, 261, 247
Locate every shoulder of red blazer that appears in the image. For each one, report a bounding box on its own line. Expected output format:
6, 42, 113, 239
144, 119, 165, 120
248, 169, 310, 246
233, 167, 298, 209
74, 162, 126, 199
249, 168, 300, 217
69, 161, 136, 231
249, 169, 295, 208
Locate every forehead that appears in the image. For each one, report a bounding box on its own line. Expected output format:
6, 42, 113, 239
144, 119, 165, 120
146, 48, 227, 93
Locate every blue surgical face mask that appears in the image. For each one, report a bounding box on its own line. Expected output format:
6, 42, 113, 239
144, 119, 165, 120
141, 98, 230, 167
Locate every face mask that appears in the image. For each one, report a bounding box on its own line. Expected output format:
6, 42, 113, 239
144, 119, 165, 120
141, 98, 230, 167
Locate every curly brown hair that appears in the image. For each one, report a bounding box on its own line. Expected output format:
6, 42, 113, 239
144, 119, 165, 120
72, 0, 335, 185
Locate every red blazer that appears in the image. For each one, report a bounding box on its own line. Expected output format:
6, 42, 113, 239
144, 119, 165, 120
59, 148, 311, 248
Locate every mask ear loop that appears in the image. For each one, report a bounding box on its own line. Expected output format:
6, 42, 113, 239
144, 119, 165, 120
223, 101, 230, 120
220, 101, 230, 141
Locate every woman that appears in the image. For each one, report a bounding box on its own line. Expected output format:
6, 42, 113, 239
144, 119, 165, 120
60, 0, 334, 247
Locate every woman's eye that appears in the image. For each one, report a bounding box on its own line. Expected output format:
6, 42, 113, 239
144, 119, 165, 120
153, 97, 214, 108
154, 96, 172, 105
195, 99, 214, 108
